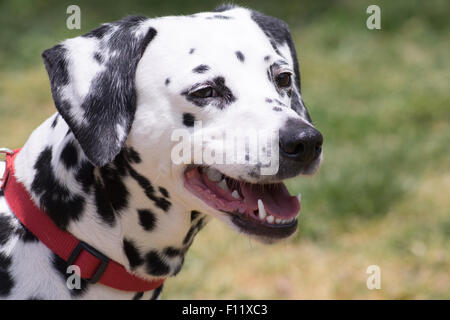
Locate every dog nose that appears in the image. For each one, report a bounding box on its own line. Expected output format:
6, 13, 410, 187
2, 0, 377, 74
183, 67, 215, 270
280, 118, 323, 164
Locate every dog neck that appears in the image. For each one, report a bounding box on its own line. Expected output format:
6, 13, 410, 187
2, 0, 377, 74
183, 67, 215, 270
13, 114, 208, 280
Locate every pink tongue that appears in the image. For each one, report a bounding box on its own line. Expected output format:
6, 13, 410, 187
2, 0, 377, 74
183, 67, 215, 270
240, 182, 300, 219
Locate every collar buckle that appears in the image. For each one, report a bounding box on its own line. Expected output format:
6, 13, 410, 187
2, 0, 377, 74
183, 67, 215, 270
67, 241, 110, 284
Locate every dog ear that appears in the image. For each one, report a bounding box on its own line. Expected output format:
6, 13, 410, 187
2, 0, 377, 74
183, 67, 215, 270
250, 11, 312, 122
42, 16, 156, 167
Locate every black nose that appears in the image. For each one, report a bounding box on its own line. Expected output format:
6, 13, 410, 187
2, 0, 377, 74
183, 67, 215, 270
280, 118, 323, 164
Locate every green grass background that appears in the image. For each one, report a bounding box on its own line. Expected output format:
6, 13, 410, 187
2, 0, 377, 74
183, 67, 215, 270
0, 0, 449, 299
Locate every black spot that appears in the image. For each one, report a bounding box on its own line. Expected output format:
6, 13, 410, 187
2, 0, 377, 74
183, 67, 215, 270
128, 167, 172, 212
94, 161, 130, 226
183, 226, 196, 246
265, 98, 273, 103
273, 106, 283, 112
206, 15, 233, 20
126, 147, 142, 164
94, 52, 104, 64
60, 141, 79, 169
52, 253, 88, 297
192, 64, 210, 74
267, 70, 272, 82
183, 217, 207, 248
145, 251, 170, 276
189, 48, 195, 54
150, 284, 164, 300
133, 292, 144, 300
0, 267, 14, 297
213, 76, 236, 108
165, 78, 170, 86
75, 161, 95, 193
0, 215, 14, 246
138, 209, 157, 231
158, 187, 169, 198
182, 113, 195, 127
163, 247, 182, 258
94, 179, 116, 226
31, 148, 85, 230
0, 252, 12, 269
274, 98, 286, 106
264, 55, 271, 62
235, 51, 245, 62
51, 115, 59, 128
123, 239, 144, 269
190, 210, 201, 221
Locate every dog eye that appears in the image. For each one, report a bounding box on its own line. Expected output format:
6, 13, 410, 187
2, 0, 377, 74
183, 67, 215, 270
190, 87, 218, 98
275, 72, 292, 88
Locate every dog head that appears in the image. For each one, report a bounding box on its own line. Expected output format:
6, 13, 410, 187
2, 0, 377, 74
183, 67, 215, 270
42, 6, 322, 244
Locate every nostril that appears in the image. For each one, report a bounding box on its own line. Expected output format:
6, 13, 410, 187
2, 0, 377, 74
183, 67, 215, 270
281, 141, 304, 156
315, 141, 322, 156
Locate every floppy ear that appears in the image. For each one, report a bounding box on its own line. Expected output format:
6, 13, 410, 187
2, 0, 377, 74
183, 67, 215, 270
42, 16, 156, 167
249, 10, 312, 122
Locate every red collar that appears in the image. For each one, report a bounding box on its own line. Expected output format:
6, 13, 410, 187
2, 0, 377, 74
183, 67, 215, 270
1, 149, 165, 292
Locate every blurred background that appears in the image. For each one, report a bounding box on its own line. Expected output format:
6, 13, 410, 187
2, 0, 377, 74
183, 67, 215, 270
0, 0, 449, 299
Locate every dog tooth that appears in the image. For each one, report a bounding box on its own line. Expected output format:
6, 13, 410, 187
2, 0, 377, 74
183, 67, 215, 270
297, 193, 302, 202
231, 190, 240, 199
207, 168, 223, 182
275, 218, 281, 224
266, 215, 274, 224
257, 199, 266, 220
216, 179, 229, 191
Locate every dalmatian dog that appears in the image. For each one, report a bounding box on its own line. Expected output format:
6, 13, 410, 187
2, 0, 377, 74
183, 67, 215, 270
0, 5, 322, 299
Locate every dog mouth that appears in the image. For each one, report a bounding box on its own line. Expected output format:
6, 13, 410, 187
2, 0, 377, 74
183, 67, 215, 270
184, 166, 300, 240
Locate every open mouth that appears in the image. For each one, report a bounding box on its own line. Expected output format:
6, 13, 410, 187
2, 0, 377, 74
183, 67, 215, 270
184, 166, 300, 239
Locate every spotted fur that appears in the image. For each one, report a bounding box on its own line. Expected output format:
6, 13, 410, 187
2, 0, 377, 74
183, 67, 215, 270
0, 5, 321, 299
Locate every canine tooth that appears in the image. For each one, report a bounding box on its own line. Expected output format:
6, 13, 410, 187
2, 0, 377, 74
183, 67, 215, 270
297, 193, 302, 202
266, 215, 274, 224
257, 199, 266, 220
216, 179, 229, 191
206, 168, 223, 182
231, 190, 240, 199
275, 218, 281, 224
